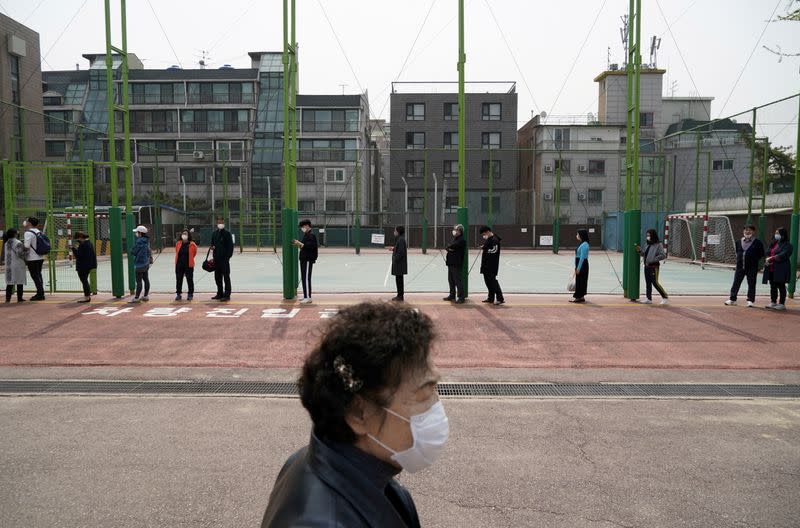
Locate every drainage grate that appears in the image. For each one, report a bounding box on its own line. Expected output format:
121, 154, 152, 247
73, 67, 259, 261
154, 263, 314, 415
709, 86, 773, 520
0, 380, 798, 398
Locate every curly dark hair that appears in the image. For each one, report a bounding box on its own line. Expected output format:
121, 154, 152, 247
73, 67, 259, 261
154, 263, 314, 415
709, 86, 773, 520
299, 302, 435, 444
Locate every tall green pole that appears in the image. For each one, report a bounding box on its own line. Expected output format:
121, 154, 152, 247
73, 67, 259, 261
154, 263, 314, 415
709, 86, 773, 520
759, 139, 769, 237
788, 92, 800, 298
553, 154, 561, 254
422, 149, 428, 254
119, 0, 134, 294
747, 108, 757, 224
86, 161, 97, 294
694, 132, 701, 216
623, 0, 642, 300
354, 156, 361, 255
281, 0, 298, 299
457, 0, 469, 297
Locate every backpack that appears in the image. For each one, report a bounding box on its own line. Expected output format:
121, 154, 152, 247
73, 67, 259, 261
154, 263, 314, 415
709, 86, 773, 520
33, 231, 51, 255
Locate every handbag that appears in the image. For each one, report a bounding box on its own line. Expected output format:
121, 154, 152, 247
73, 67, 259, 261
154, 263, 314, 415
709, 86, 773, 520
201, 248, 215, 272
567, 275, 576, 292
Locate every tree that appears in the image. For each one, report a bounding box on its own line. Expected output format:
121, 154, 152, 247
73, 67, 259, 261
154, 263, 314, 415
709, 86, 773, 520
763, 1, 800, 71
744, 131, 797, 192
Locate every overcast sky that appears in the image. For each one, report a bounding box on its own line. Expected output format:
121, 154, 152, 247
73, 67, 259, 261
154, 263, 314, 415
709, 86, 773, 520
3, 0, 799, 148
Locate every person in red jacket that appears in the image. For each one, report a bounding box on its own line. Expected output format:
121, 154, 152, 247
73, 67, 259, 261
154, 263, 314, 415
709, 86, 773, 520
175, 229, 198, 301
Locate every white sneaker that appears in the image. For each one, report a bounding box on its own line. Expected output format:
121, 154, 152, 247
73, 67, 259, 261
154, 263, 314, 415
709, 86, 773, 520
747, 301, 755, 308
641, 299, 652, 305
724, 300, 737, 306
660, 298, 669, 305
765, 303, 777, 310
774, 304, 787, 311
128, 298, 140, 304
299, 297, 312, 304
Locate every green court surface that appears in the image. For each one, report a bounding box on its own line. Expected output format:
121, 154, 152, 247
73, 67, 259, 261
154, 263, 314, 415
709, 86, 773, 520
43, 248, 744, 296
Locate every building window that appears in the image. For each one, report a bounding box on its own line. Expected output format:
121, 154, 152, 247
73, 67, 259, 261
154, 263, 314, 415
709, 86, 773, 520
406, 103, 425, 121
302, 109, 359, 132
299, 139, 357, 161
326, 200, 346, 212
482, 103, 501, 121
180, 167, 206, 183
481, 132, 501, 150
554, 159, 571, 174
406, 160, 424, 178
298, 200, 315, 212
481, 160, 501, 179
559, 189, 571, 204
137, 140, 175, 158
554, 128, 570, 150
408, 197, 424, 212
444, 103, 458, 120
445, 196, 459, 212
406, 132, 425, 149
43, 96, 62, 106
217, 141, 245, 162
712, 159, 734, 171
443, 160, 458, 178
214, 167, 241, 183
443, 132, 458, 149
481, 196, 501, 213
45, 141, 67, 158
298, 167, 315, 182
140, 167, 166, 184
178, 141, 213, 157
325, 168, 345, 183
588, 189, 603, 204
45, 111, 71, 134
588, 160, 605, 175
639, 112, 654, 128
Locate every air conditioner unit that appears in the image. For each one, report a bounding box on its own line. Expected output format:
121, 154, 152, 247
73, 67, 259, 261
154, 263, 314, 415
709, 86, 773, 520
578, 164, 587, 172
543, 192, 553, 201
192, 151, 204, 160
544, 164, 553, 173
578, 192, 587, 201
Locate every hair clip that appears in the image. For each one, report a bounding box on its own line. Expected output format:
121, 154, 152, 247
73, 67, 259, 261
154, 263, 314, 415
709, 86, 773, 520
333, 355, 363, 393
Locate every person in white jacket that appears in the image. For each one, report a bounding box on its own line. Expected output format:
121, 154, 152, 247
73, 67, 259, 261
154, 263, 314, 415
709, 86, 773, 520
23, 217, 46, 300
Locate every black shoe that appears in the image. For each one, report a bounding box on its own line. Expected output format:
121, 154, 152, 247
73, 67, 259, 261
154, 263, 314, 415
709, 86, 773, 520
17, 298, 26, 303
494, 300, 505, 305
221, 296, 231, 302
211, 295, 223, 300
391, 296, 404, 302
31, 295, 45, 301
443, 296, 455, 301
481, 298, 493, 303
454, 298, 465, 304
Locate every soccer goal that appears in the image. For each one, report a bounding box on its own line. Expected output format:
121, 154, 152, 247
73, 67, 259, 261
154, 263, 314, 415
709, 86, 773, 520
664, 214, 736, 268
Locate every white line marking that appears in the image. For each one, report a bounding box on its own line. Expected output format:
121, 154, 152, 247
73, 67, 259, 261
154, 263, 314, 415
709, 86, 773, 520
383, 261, 392, 287
683, 306, 711, 317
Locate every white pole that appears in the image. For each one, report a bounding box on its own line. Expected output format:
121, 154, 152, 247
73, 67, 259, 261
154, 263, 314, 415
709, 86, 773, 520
181, 176, 187, 214
211, 168, 215, 213
433, 172, 438, 248
379, 176, 384, 227
267, 176, 272, 212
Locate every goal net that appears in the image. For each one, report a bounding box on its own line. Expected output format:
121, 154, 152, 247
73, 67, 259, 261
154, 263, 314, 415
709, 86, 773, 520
665, 214, 736, 268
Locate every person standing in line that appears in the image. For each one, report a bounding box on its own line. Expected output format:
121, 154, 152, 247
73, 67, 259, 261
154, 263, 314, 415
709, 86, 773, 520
23, 217, 46, 301
725, 224, 765, 307
571, 229, 590, 303
210, 216, 234, 301
763, 227, 793, 311
443, 224, 466, 304
390, 225, 407, 302
129, 226, 151, 303
175, 229, 197, 301
4, 228, 27, 303
478, 226, 504, 305
636, 228, 669, 305
293, 219, 318, 304
70, 231, 97, 303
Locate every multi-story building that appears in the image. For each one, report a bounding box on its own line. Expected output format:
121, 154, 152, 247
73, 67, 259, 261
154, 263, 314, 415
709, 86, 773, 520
0, 14, 44, 164
41, 51, 371, 224
368, 118, 390, 224
389, 82, 519, 232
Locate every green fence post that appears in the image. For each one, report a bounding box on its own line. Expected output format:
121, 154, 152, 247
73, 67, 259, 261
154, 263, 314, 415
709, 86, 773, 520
553, 161, 561, 254
86, 161, 97, 294
354, 158, 361, 255
45, 167, 56, 293
789, 94, 800, 298
759, 139, 769, 238
2, 160, 12, 226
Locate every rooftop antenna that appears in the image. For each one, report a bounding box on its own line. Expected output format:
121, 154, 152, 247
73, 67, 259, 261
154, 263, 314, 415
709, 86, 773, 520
649, 36, 661, 68
619, 15, 629, 67
607, 46, 611, 69
339, 83, 348, 95
670, 80, 678, 97
194, 50, 211, 69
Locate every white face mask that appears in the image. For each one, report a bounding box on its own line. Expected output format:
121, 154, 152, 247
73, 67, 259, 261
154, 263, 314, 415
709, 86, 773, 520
217, 224, 225, 230
775, 234, 782, 241
646, 236, 651, 242
744, 233, 753, 240
452, 230, 458, 237
181, 235, 189, 242
368, 401, 449, 474
482, 235, 489, 240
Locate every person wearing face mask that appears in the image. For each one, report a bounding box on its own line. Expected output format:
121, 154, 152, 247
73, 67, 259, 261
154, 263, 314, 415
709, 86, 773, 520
725, 224, 765, 307
635, 228, 668, 305
570, 229, 590, 303
174, 229, 197, 301
69, 232, 97, 303
762, 227, 793, 311
390, 225, 407, 302
129, 226, 152, 303
210, 216, 234, 301
478, 225, 504, 305
444, 224, 466, 304
261, 302, 445, 528
293, 219, 318, 304
4, 228, 27, 303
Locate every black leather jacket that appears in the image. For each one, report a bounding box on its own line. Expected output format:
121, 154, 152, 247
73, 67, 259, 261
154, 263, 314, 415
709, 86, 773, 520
261, 433, 421, 528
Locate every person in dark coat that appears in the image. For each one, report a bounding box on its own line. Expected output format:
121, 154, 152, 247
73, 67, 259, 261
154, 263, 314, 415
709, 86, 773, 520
390, 225, 407, 302
571, 229, 590, 303
175, 229, 198, 301
261, 302, 448, 528
762, 226, 794, 311
444, 224, 466, 304
210, 216, 234, 301
70, 231, 97, 303
479, 226, 504, 305
725, 224, 765, 307
293, 219, 318, 304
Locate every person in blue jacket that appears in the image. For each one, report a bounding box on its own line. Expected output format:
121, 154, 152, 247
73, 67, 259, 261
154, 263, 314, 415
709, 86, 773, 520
129, 225, 152, 303
571, 229, 590, 303
763, 226, 794, 311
